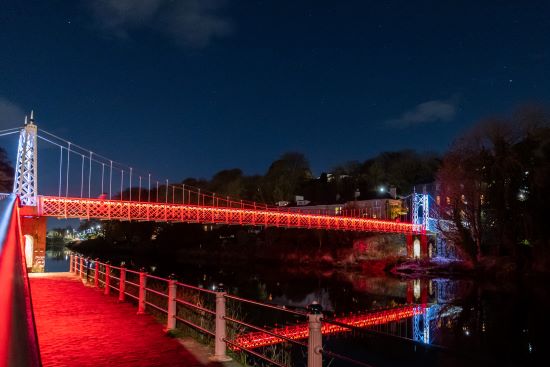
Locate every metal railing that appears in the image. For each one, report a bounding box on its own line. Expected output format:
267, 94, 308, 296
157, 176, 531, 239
0, 195, 41, 367
69, 253, 377, 367
38, 196, 421, 234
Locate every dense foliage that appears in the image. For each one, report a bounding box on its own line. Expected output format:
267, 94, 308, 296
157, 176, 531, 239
176, 150, 439, 205
437, 107, 550, 269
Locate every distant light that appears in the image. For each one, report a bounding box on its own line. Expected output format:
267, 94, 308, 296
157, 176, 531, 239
96, 225, 101, 230
379, 187, 385, 193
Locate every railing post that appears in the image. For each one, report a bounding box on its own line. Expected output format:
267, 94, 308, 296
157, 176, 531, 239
104, 262, 111, 295
85, 258, 91, 283
79, 256, 84, 279
94, 259, 99, 287
307, 302, 323, 367
119, 265, 126, 302
210, 283, 231, 362
137, 268, 147, 314
165, 274, 177, 332
69, 253, 74, 273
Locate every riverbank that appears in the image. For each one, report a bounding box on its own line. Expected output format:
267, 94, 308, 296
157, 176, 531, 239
64, 226, 544, 280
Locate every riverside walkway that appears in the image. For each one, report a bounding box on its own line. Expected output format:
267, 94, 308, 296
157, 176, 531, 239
29, 272, 222, 367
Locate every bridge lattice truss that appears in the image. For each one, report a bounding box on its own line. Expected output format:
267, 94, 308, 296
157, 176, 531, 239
38, 196, 421, 234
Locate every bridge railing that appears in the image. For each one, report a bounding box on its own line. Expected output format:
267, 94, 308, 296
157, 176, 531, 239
0, 195, 41, 367
69, 253, 376, 367
39, 196, 421, 234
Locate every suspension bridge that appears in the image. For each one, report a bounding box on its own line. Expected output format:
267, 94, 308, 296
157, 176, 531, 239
1, 115, 435, 272
0, 115, 442, 367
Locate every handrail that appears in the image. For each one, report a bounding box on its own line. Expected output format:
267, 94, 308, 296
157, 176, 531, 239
225, 294, 308, 317
39, 196, 422, 234
0, 195, 42, 367
72, 252, 419, 367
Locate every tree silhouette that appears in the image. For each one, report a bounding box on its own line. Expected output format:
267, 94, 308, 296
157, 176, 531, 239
0, 146, 14, 192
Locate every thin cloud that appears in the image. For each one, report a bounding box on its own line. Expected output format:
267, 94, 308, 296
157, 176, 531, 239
89, 0, 232, 47
386, 99, 457, 128
0, 97, 25, 129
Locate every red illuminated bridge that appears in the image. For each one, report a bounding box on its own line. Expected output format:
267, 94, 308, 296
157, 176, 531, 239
4, 117, 422, 239
0, 116, 432, 367
36, 196, 420, 234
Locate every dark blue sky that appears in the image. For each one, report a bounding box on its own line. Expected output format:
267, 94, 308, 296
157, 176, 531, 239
1, 0, 549, 181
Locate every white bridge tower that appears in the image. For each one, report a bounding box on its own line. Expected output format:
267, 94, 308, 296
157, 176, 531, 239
412, 192, 429, 230
13, 112, 38, 206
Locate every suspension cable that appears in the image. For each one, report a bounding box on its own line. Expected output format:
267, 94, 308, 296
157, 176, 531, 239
88, 152, 92, 198
109, 161, 113, 200
65, 142, 71, 197
129, 168, 132, 201
0, 127, 20, 134
37, 129, 281, 210
80, 154, 84, 198
0, 130, 19, 138
58, 146, 63, 197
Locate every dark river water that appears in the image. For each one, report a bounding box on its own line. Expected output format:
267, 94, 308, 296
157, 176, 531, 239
45, 248, 547, 367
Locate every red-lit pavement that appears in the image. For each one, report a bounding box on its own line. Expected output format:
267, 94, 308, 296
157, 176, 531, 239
29, 273, 216, 367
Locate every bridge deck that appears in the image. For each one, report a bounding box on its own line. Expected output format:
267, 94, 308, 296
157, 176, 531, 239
37, 196, 421, 234
30, 273, 218, 367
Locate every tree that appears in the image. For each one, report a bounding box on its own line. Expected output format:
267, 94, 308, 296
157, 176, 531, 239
262, 152, 312, 203
437, 106, 550, 268
438, 142, 487, 263
208, 168, 244, 198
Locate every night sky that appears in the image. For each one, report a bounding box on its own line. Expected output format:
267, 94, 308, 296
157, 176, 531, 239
1, 1, 550, 181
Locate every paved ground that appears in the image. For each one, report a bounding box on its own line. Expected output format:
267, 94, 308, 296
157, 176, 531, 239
30, 272, 222, 367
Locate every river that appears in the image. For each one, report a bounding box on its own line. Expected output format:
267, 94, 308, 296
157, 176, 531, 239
45, 248, 546, 366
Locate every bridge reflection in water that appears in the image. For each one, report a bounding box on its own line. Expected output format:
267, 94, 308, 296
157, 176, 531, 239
234, 301, 462, 350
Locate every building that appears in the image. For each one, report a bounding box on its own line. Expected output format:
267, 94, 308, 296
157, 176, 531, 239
284, 190, 406, 220
347, 190, 405, 220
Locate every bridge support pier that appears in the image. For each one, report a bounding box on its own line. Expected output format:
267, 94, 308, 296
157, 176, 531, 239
421, 234, 428, 260
407, 279, 430, 304
19, 206, 47, 272
406, 234, 413, 258
406, 233, 431, 259
406, 281, 413, 303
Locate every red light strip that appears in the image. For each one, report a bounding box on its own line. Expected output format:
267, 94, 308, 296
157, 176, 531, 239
37, 196, 421, 234
232, 305, 423, 349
